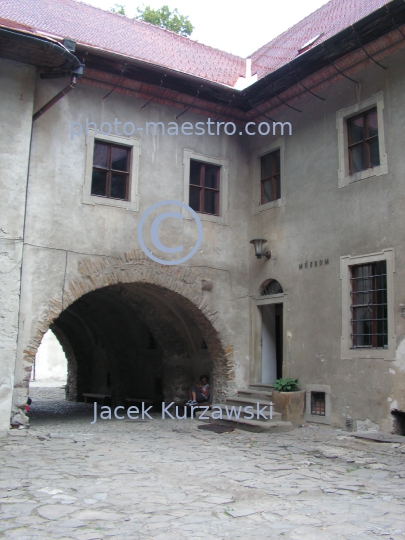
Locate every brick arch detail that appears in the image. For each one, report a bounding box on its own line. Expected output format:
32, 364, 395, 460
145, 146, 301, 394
12, 250, 234, 425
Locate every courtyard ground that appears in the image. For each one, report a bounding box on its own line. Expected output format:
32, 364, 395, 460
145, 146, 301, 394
0, 387, 404, 539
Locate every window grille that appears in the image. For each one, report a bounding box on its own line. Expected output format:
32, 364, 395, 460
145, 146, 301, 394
311, 392, 325, 416
350, 261, 387, 349
260, 279, 283, 296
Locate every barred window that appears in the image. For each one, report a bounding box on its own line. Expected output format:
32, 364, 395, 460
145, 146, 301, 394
350, 261, 387, 349
311, 392, 325, 416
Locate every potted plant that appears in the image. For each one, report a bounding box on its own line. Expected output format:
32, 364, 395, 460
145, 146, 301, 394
272, 378, 305, 425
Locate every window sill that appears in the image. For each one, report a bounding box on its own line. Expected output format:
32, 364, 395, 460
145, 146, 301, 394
257, 192, 286, 212
185, 211, 226, 225
341, 348, 395, 361
82, 192, 138, 211
339, 162, 388, 188
305, 414, 331, 425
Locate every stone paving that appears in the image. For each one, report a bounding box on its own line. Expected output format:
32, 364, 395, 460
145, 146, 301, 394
1, 387, 405, 539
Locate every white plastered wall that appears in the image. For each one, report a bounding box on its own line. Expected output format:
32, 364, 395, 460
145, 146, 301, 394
0, 59, 35, 430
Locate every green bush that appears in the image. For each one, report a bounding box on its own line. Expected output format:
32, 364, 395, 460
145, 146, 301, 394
273, 378, 299, 392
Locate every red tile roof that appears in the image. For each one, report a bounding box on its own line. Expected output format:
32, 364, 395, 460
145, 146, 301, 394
250, 0, 391, 80
0, 0, 246, 86
0, 0, 393, 86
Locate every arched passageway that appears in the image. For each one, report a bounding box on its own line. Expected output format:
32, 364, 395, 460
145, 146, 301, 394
32, 329, 67, 383
12, 253, 234, 426
50, 282, 221, 406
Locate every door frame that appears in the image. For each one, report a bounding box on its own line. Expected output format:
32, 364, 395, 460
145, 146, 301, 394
250, 293, 288, 384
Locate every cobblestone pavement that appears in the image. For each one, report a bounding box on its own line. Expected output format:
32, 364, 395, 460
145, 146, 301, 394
1, 387, 405, 540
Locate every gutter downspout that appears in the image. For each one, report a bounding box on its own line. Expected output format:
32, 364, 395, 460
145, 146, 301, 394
4, 27, 82, 424
33, 75, 77, 122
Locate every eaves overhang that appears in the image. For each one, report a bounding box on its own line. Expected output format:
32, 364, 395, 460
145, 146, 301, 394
75, 45, 247, 111
243, 0, 405, 109
0, 24, 81, 75
1, 0, 405, 116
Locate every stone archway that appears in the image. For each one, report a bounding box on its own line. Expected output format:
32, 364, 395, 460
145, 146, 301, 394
12, 250, 233, 426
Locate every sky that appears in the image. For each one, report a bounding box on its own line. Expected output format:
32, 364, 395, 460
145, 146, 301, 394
80, 0, 330, 57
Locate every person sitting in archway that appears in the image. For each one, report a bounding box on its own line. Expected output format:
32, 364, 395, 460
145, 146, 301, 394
25, 396, 32, 413
187, 375, 210, 406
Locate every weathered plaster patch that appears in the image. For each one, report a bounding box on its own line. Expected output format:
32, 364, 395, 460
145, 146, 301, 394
0, 377, 13, 400
394, 337, 405, 372
356, 418, 380, 432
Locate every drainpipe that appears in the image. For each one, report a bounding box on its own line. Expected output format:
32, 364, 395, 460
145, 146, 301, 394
33, 75, 77, 122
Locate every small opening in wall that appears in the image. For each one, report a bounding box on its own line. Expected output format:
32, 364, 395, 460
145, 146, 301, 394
311, 392, 326, 416
260, 279, 283, 296
391, 409, 405, 435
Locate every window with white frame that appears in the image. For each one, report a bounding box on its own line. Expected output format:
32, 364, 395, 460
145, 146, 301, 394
251, 137, 285, 214
82, 129, 141, 211
336, 92, 388, 188
189, 160, 221, 216
347, 108, 380, 175
183, 150, 228, 224
91, 141, 131, 201
341, 249, 395, 360
350, 260, 387, 349
260, 149, 281, 204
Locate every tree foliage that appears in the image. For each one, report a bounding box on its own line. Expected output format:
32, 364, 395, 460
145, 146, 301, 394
110, 3, 126, 15
136, 5, 194, 37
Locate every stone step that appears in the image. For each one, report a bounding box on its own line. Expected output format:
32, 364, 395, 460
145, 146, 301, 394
248, 383, 275, 392
238, 389, 273, 400
225, 396, 275, 408
201, 414, 293, 434
207, 402, 281, 422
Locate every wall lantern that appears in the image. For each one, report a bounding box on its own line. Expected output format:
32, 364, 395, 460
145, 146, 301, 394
250, 238, 271, 260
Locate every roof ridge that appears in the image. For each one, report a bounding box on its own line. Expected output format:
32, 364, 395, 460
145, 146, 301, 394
72, 0, 244, 60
